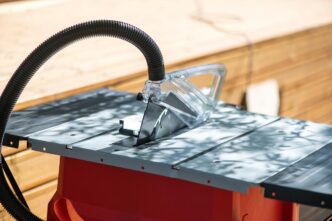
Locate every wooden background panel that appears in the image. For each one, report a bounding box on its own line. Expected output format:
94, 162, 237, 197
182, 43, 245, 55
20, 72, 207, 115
1, 0, 332, 110
5, 150, 59, 192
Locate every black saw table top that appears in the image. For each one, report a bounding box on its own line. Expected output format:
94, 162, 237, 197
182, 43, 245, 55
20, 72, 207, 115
5, 88, 332, 209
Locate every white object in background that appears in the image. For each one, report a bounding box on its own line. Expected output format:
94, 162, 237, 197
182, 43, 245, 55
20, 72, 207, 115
246, 79, 280, 116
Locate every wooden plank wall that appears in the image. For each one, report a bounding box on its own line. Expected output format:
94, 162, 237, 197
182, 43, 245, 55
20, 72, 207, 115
0, 0, 331, 219
0, 0, 20, 3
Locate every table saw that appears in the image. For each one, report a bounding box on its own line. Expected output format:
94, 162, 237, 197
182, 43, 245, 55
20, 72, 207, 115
0, 20, 331, 221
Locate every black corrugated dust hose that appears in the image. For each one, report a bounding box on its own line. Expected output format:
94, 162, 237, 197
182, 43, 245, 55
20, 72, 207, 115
0, 20, 165, 221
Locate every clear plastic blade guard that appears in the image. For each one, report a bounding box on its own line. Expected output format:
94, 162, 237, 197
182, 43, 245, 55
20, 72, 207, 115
142, 64, 226, 128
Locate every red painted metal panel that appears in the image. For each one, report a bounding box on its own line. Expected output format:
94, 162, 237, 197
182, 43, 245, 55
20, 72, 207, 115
48, 157, 297, 221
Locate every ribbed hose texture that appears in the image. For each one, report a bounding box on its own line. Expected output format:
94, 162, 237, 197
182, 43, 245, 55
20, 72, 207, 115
0, 20, 165, 220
